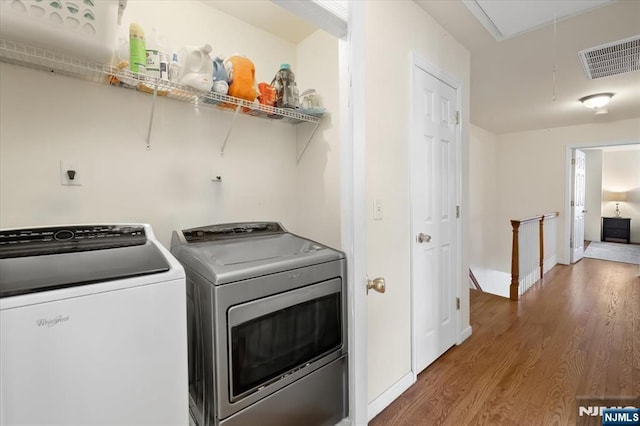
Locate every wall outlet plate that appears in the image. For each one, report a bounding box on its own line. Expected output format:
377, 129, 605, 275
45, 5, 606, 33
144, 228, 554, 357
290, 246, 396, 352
60, 160, 82, 186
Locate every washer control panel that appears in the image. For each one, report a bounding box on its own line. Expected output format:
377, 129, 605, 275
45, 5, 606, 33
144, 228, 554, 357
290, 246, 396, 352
0, 225, 147, 258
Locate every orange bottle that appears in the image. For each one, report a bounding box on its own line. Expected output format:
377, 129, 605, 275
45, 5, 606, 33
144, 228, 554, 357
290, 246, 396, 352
225, 55, 257, 101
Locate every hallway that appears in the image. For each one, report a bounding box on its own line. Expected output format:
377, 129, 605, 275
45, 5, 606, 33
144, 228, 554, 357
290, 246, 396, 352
370, 258, 639, 425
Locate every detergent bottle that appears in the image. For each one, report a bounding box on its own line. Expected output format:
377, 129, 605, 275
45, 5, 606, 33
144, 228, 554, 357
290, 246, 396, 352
129, 23, 146, 74
211, 56, 228, 95
177, 44, 214, 92
224, 55, 257, 101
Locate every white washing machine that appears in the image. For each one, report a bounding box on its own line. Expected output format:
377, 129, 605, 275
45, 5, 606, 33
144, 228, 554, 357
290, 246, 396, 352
0, 224, 188, 425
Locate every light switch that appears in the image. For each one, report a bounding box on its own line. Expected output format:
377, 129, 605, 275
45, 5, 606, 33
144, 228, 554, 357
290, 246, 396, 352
373, 199, 383, 220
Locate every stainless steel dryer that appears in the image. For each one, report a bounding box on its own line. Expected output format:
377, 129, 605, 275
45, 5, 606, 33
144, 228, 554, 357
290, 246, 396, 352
170, 222, 347, 426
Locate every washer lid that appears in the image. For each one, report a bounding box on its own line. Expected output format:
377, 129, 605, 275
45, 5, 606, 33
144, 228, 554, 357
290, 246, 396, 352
0, 225, 170, 298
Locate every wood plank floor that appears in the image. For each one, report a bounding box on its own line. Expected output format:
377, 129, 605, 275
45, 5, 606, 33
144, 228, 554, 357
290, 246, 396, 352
370, 258, 639, 425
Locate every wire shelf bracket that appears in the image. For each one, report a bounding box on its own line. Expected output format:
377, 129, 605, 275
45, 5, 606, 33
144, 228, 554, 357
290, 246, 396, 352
296, 121, 321, 164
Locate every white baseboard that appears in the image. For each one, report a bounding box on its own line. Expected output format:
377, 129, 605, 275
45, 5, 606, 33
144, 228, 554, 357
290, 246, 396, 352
458, 325, 472, 344
543, 255, 557, 274
367, 372, 415, 422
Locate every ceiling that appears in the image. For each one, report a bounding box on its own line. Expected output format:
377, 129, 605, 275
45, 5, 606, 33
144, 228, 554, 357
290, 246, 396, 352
205, 1, 639, 135
416, 0, 640, 134
201, 1, 317, 44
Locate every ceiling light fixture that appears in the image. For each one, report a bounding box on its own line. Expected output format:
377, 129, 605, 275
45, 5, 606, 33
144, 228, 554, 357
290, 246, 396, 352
579, 93, 614, 110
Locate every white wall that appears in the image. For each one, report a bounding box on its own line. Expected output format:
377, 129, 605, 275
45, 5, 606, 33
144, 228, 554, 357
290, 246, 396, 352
469, 124, 500, 270
495, 118, 640, 270
293, 30, 341, 249
0, 2, 342, 249
468, 124, 512, 297
602, 149, 640, 243
584, 150, 603, 242
363, 0, 471, 405
0, 62, 298, 247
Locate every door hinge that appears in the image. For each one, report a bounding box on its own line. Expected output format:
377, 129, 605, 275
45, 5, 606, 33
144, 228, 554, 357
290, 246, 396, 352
455, 111, 460, 125
456, 297, 460, 310
571, 201, 574, 207
456, 205, 460, 218
571, 158, 576, 166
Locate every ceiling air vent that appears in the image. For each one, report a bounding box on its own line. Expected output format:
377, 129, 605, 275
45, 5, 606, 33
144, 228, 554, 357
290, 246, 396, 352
578, 35, 640, 80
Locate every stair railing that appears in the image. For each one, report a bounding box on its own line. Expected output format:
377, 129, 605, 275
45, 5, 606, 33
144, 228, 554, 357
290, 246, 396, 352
509, 212, 559, 300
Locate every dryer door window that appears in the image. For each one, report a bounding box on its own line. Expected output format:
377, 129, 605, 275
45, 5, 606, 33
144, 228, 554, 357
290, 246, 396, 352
227, 279, 342, 401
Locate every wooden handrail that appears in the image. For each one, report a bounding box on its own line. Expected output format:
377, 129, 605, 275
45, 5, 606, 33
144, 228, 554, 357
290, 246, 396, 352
514, 215, 544, 225
510, 212, 559, 300
511, 211, 559, 226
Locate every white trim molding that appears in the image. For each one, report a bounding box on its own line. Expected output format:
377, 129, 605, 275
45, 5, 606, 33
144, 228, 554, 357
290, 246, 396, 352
458, 325, 473, 344
563, 139, 639, 265
339, 2, 367, 425
367, 372, 415, 422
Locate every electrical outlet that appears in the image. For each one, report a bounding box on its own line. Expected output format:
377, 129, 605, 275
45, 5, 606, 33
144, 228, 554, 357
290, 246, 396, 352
373, 199, 383, 220
60, 160, 82, 186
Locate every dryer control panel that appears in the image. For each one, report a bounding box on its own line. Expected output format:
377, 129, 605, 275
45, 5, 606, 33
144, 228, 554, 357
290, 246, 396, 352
0, 225, 146, 259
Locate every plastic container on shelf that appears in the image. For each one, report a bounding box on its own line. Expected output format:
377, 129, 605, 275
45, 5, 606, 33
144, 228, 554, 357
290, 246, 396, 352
129, 23, 145, 74
224, 54, 257, 101
271, 64, 299, 109
145, 27, 169, 81
258, 82, 276, 107
300, 89, 320, 109
177, 44, 213, 92
0, 0, 120, 64
169, 53, 181, 82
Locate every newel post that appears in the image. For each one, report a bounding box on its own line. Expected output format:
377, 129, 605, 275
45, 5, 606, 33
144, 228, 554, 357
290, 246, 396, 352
510, 220, 520, 301
539, 216, 545, 279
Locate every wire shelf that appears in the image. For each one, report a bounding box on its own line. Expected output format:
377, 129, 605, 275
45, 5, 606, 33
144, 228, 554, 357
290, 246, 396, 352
0, 39, 322, 125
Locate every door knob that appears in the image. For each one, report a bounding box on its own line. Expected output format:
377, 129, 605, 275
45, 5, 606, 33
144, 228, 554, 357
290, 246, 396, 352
417, 233, 431, 243
367, 276, 386, 294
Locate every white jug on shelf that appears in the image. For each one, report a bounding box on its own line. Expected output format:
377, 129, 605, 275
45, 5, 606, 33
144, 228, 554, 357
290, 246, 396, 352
177, 44, 213, 92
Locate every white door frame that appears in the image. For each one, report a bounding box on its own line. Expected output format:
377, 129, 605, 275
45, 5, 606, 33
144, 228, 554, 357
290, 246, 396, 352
272, 2, 367, 424
409, 52, 464, 382
340, 1, 367, 424
563, 139, 638, 265
569, 149, 586, 263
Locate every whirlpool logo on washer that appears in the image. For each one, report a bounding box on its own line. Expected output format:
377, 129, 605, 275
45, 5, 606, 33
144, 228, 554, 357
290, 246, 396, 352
36, 315, 70, 328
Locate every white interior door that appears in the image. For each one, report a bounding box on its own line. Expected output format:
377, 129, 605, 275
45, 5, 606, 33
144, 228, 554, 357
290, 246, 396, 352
571, 149, 586, 263
410, 61, 458, 373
